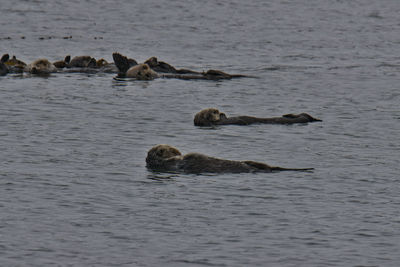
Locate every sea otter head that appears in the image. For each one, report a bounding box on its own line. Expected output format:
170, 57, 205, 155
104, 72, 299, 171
126, 63, 158, 80
194, 108, 226, 126
28, 58, 56, 74
96, 58, 108, 67
146, 144, 182, 170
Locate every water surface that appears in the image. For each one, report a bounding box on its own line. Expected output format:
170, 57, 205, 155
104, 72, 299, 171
1, 0, 400, 266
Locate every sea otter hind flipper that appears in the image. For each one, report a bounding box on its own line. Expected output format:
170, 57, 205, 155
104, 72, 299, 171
112, 52, 138, 75
112, 52, 130, 74
1, 54, 10, 63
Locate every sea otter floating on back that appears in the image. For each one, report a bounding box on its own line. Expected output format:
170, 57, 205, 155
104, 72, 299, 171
25, 58, 57, 74
194, 108, 322, 126
112, 52, 251, 80
146, 144, 314, 174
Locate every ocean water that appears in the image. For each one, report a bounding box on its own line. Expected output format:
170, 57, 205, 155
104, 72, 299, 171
1, 0, 399, 266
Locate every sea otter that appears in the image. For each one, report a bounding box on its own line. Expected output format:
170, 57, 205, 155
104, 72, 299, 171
194, 108, 322, 126
53, 55, 71, 69
2, 54, 26, 73
146, 144, 314, 174
113, 52, 251, 80
67, 56, 97, 68
25, 58, 57, 74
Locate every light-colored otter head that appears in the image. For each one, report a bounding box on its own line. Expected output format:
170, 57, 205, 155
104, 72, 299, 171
194, 108, 226, 126
126, 63, 158, 80
26, 58, 56, 74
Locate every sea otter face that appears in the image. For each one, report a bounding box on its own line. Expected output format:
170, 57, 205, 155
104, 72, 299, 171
147, 144, 182, 160
194, 108, 224, 126
126, 63, 157, 80
27, 59, 56, 74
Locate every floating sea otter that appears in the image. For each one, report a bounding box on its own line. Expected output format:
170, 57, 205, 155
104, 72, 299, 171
146, 144, 314, 174
113, 52, 251, 80
53, 55, 71, 69
25, 58, 57, 74
194, 108, 322, 126
112, 53, 160, 80
1, 54, 26, 73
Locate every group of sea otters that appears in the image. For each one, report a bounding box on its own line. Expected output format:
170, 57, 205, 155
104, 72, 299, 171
1, 52, 322, 174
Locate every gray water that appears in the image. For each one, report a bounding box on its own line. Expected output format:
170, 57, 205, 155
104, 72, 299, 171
1, 0, 400, 266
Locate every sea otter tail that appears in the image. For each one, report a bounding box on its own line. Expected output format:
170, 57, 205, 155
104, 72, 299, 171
243, 161, 313, 172
270, 167, 314, 172
282, 113, 322, 122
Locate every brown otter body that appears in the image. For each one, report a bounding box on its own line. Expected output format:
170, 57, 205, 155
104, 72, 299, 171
146, 144, 313, 174
144, 56, 199, 74
194, 108, 322, 126
67, 56, 97, 68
